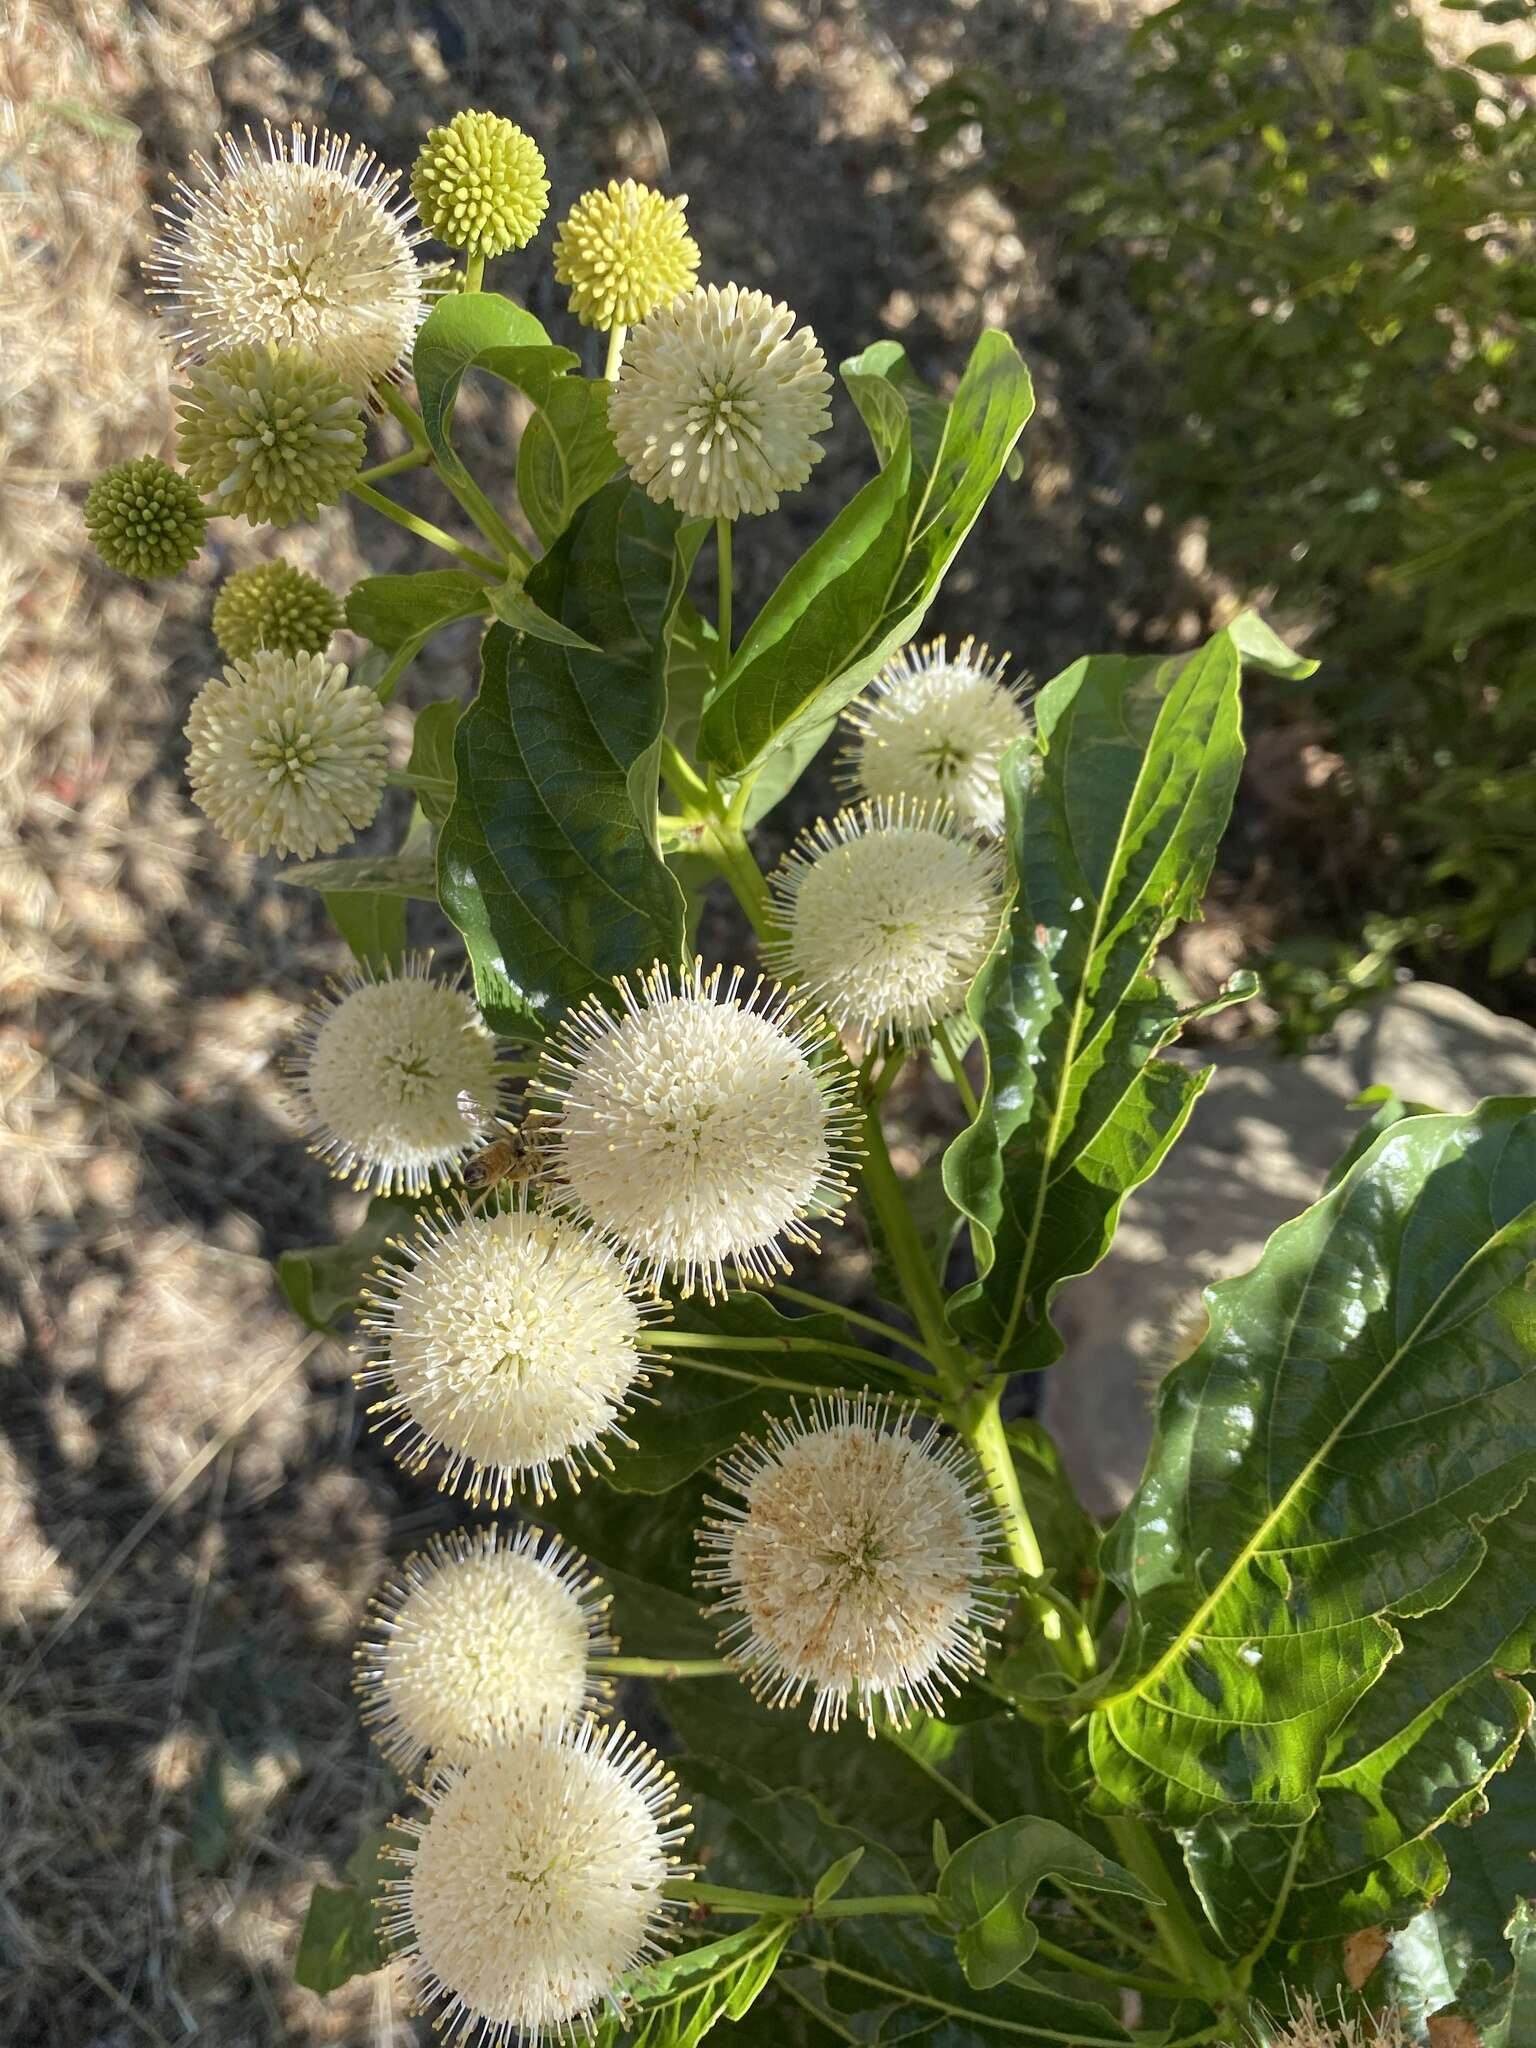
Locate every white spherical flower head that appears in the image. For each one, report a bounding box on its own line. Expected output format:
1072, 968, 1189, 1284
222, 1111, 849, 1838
185, 650, 387, 859
842, 636, 1032, 836
609, 283, 833, 520
698, 1394, 1006, 1734
356, 1525, 615, 1773
383, 1720, 688, 2047
765, 799, 1009, 1047
360, 1199, 654, 1504
288, 955, 502, 1194
537, 962, 859, 1300
150, 122, 424, 387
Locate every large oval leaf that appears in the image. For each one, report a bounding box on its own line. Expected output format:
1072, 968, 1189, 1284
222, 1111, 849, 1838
1085, 1097, 1536, 1827
437, 479, 688, 1031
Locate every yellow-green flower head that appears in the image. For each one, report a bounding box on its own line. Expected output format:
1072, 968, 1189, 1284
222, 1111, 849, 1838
176, 345, 366, 529
211, 560, 343, 661
609, 283, 833, 520
84, 457, 206, 579
411, 111, 548, 260
185, 650, 388, 859
554, 179, 700, 333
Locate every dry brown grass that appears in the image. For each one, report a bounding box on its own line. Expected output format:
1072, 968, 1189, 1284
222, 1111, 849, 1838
0, 2, 1203, 2040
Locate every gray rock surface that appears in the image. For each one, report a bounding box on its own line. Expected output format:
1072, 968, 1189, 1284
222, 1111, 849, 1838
1039, 983, 1536, 1517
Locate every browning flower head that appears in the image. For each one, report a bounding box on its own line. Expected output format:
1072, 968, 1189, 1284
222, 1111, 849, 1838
184, 649, 387, 859
697, 1394, 1007, 1734
84, 456, 206, 579
211, 559, 343, 661
355, 1524, 615, 1773
149, 122, 424, 387
842, 636, 1031, 836
1254, 1998, 1408, 2048
554, 180, 699, 332
411, 111, 549, 259
175, 345, 366, 528
287, 955, 503, 1194
608, 283, 833, 519
764, 798, 1009, 1047
534, 960, 860, 1300
359, 1197, 656, 1504
383, 1719, 688, 2046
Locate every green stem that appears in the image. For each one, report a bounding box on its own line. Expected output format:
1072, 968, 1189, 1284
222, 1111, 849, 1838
1104, 1817, 1231, 2007
858, 1103, 969, 1389
959, 1384, 1067, 1651
933, 1017, 980, 1121
604, 322, 628, 381
661, 738, 712, 815
590, 1656, 732, 1679
346, 482, 505, 579
465, 252, 485, 293
379, 380, 430, 448
716, 515, 732, 682
1029, 1932, 1194, 2004
765, 1281, 943, 1368
650, 1329, 934, 1395
357, 447, 431, 485
702, 824, 771, 936
377, 373, 532, 570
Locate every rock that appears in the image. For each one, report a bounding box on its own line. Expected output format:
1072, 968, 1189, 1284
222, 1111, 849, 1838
1039, 984, 1536, 1517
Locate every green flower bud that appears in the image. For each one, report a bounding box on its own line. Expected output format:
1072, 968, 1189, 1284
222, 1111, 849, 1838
84, 457, 206, 579
411, 111, 548, 260
211, 561, 344, 661
176, 346, 366, 529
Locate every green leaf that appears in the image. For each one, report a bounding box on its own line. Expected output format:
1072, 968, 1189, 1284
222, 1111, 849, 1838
1085, 1097, 1536, 1827
294, 1883, 387, 1995
407, 701, 460, 827
1323, 1084, 1444, 1193
813, 1848, 866, 1907
323, 887, 406, 970
276, 1194, 423, 1334
598, 1921, 794, 2048
1429, 1898, 1536, 2048
696, 331, 1034, 780
943, 625, 1263, 1373
344, 568, 489, 651
411, 292, 575, 491
436, 478, 689, 1033
280, 848, 439, 901
488, 576, 603, 652
519, 375, 621, 547
936, 1818, 1159, 1990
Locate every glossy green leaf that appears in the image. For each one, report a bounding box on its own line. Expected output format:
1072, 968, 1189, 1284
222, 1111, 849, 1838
276, 1195, 423, 1334
598, 1920, 794, 2048
344, 568, 489, 651
294, 1882, 387, 1995
943, 622, 1270, 1373
437, 479, 688, 1033
519, 375, 621, 547
1086, 1098, 1536, 1827
487, 577, 602, 652
411, 292, 575, 490
696, 332, 1033, 779
936, 1818, 1158, 1990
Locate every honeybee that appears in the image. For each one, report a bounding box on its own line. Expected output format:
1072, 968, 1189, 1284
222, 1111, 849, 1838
460, 1112, 549, 1193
